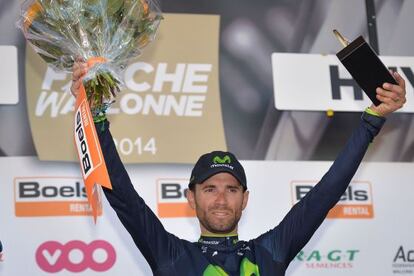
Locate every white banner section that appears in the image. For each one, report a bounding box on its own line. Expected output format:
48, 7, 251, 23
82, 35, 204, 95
0, 157, 413, 275
0, 46, 19, 105
272, 53, 414, 112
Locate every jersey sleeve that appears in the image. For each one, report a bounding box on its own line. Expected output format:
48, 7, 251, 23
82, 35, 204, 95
96, 120, 183, 272
254, 112, 386, 265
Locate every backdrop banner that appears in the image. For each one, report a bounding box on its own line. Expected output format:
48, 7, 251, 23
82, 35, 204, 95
25, 13, 226, 163
272, 53, 414, 112
1, 157, 413, 275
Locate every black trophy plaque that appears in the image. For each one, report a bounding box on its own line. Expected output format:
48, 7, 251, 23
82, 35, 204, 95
335, 32, 397, 106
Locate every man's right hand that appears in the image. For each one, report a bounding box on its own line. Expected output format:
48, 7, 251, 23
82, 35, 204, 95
70, 60, 88, 98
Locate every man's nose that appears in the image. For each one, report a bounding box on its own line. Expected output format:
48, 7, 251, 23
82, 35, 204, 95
214, 191, 227, 204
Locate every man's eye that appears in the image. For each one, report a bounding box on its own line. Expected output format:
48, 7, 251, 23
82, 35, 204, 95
205, 188, 214, 193
229, 188, 238, 193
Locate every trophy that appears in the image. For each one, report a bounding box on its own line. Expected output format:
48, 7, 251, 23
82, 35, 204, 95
334, 30, 397, 106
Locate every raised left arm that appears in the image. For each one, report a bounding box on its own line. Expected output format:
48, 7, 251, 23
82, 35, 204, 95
255, 72, 406, 265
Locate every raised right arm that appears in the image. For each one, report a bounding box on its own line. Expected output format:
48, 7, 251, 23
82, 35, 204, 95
96, 120, 183, 272
71, 60, 183, 271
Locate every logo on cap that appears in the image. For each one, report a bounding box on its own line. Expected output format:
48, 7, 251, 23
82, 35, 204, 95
213, 155, 231, 164
210, 155, 234, 170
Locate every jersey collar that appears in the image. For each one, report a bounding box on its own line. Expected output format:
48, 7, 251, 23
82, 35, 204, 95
198, 235, 239, 247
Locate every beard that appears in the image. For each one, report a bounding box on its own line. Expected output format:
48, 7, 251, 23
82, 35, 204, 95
196, 204, 242, 234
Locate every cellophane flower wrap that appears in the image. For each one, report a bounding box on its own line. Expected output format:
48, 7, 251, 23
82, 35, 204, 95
17, 0, 162, 116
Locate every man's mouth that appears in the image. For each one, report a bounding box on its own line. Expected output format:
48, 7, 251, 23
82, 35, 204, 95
211, 211, 231, 217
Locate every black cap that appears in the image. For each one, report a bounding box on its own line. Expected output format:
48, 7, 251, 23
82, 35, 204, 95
189, 151, 247, 190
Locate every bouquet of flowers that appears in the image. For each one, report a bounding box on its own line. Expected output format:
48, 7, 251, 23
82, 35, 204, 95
18, 0, 162, 115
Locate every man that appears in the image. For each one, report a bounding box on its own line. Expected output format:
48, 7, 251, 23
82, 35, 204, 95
71, 62, 406, 275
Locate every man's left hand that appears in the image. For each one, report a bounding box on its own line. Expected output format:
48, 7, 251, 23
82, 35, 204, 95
370, 71, 406, 117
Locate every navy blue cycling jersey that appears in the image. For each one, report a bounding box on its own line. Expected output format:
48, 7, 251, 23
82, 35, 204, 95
96, 112, 385, 276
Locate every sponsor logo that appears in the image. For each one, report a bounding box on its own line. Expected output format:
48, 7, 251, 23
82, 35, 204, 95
213, 155, 231, 164
75, 107, 94, 177
210, 163, 234, 170
199, 239, 220, 245
291, 180, 374, 219
14, 177, 100, 217
392, 246, 414, 274
211, 155, 234, 170
36, 240, 116, 273
203, 258, 259, 276
295, 249, 359, 269
156, 179, 195, 218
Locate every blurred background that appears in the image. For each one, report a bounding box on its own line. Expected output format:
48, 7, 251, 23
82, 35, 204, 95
1, 0, 413, 161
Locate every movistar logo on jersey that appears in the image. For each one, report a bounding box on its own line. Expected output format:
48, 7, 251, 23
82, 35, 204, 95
203, 264, 228, 276
240, 258, 260, 275
213, 155, 232, 164
203, 258, 260, 276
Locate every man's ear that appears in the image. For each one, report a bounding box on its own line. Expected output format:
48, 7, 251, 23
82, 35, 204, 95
242, 190, 249, 210
186, 188, 196, 210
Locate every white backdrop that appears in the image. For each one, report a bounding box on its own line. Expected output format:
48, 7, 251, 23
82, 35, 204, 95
0, 46, 18, 105
1, 157, 413, 275
272, 53, 414, 112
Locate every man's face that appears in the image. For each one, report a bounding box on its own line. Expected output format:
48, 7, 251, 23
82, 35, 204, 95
187, 172, 249, 235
